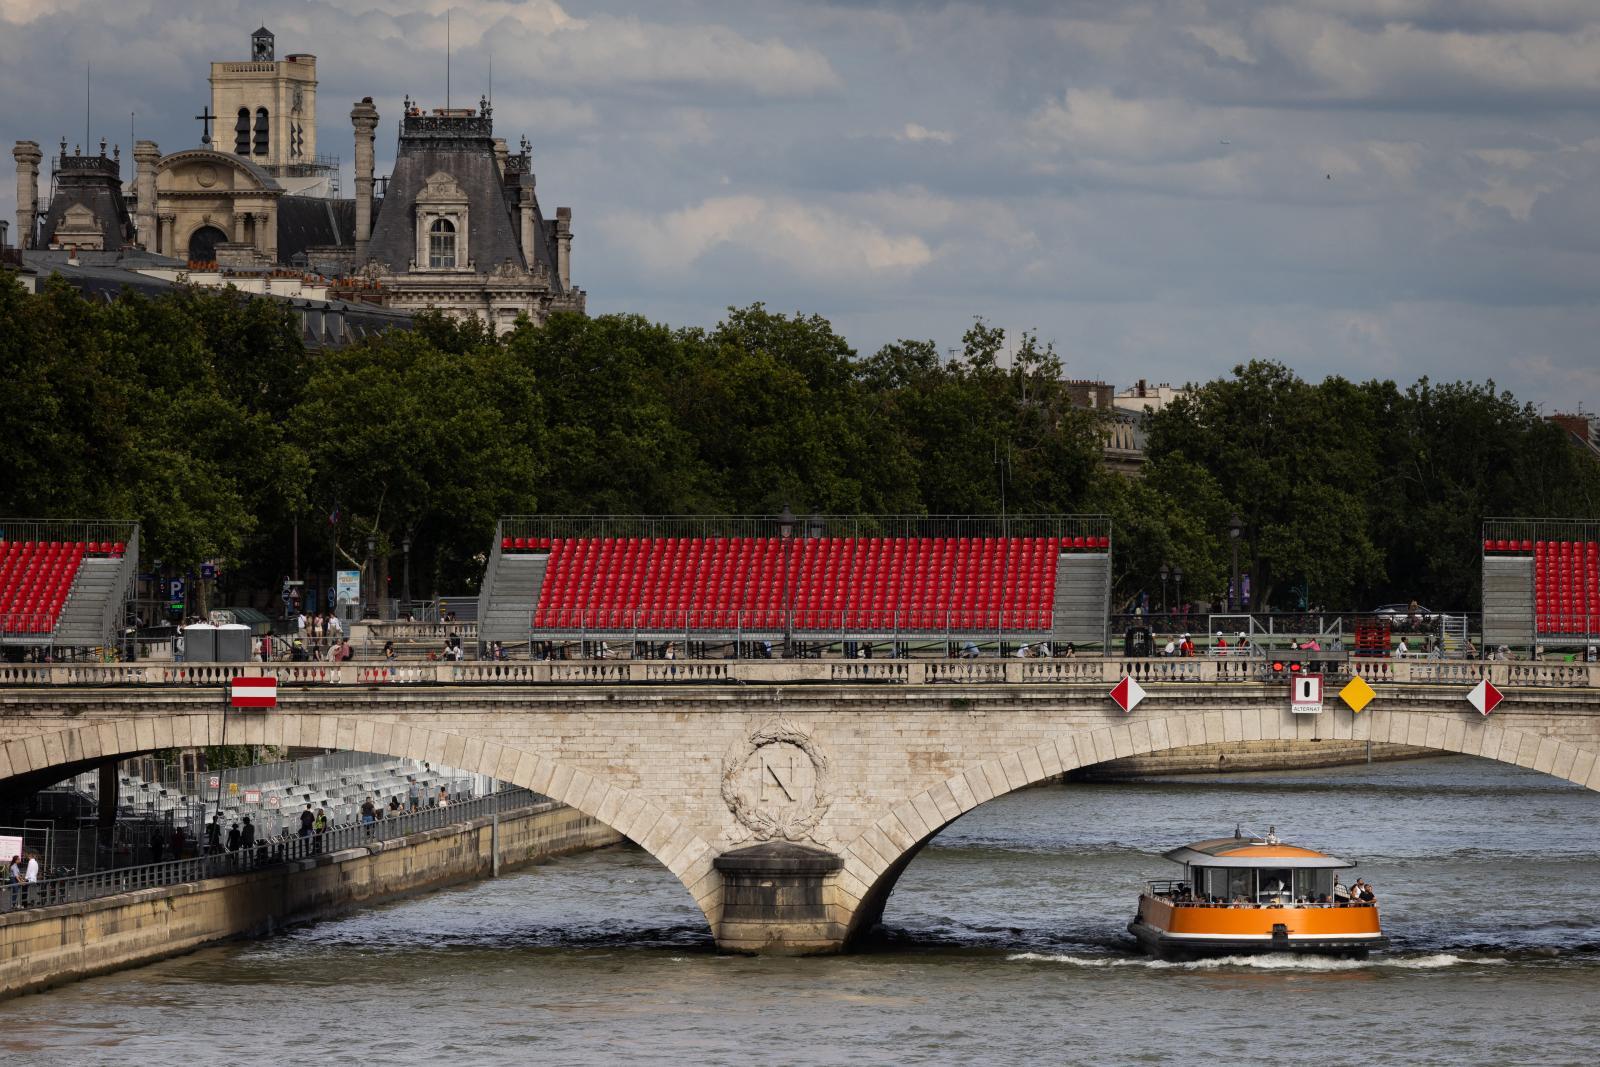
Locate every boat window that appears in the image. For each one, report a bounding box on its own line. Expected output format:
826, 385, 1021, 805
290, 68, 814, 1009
1294, 869, 1333, 900
1227, 868, 1251, 901
1257, 868, 1292, 901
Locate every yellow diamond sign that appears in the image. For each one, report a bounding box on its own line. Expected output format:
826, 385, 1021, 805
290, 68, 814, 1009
1339, 675, 1375, 713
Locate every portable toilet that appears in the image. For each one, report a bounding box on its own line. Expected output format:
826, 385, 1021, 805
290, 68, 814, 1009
182, 622, 218, 662
216, 623, 252, 662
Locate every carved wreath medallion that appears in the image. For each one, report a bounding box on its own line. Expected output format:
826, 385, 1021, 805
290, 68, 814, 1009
721, 717, 834, 845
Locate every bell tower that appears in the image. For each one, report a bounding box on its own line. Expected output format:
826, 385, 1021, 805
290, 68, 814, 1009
209, 26, 321, 181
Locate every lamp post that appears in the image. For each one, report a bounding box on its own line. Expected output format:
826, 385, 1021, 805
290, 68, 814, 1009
401, 530, 412, 619
1158, 563, 1170, 617
1228, 515, 1243, 613
1173, 565, 1184, 620
779, 506, 795, 659
365, 532, 377, 619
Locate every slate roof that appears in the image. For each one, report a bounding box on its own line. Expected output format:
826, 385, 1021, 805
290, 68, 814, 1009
278, 195, 355, 261
367, 113, 553, 282
38, 154, 135, 251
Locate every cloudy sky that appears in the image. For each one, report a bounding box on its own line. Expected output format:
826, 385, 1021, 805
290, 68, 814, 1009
3, 0, 1598, 408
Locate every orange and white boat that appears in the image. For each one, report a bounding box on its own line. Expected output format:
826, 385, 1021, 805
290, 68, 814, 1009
1129, 828, 1387, 958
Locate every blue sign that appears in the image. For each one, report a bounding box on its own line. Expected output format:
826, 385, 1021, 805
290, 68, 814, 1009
200, 563, 217, 580
168, 578, 185, 601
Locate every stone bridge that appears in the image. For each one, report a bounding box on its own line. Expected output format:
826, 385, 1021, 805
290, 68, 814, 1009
2, 658, 1598, 953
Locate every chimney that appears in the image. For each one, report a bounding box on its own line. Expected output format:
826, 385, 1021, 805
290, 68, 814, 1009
518, 175, 536, 267
554, 206, 572, 290
133, 140, 161, 252
493, 137, 508, 178
13, 141, 42, 251
350, 97, 380, 261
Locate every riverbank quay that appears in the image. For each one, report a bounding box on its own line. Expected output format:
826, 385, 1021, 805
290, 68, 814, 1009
0, 796, 620, 998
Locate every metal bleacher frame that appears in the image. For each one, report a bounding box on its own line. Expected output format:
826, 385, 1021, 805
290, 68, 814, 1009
0, 517, 139, 651
1482, 518, 1600, 649
479, 514, 1113, 652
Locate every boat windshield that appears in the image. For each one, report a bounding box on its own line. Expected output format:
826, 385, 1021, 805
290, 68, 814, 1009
1192, 867, 1336, 903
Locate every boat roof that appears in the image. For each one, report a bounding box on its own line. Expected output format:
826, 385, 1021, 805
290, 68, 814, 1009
1163, 835, 1355, 870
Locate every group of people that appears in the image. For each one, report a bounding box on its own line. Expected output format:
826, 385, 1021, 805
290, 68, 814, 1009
5, 852, 41, 906
204, 814, 260, 861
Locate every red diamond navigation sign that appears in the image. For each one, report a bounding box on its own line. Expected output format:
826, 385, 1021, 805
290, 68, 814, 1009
230, 675, 278, 710
1467, 678, 1503, 717
1110, 675, 1147, 713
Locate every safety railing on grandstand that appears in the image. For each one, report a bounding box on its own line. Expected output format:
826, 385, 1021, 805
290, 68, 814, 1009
2, 656, 1596, 688
498, 513, 1113, 545
0, 788, 547, 914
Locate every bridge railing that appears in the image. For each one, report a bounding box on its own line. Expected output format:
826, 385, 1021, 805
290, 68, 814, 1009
1, 657, 1597, 688
0, 788, 547, 914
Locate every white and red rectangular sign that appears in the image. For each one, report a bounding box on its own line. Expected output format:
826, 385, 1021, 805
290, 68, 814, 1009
230, 675, 278, 710
1291, 673, 1324, 714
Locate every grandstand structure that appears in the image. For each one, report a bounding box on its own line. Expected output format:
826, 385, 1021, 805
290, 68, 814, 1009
478, 515, 1113, 653
0, 519, 139, 652
1482, 519, 1600, 649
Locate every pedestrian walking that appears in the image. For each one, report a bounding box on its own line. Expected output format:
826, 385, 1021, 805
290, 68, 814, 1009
407, 777, 420, 812
206, 817, 223, 854
226, 822, 242, 853
240, 816, 256, 851
361, 796, 376, 836
149, 828, 165, 864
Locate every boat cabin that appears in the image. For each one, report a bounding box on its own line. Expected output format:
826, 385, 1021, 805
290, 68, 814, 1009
1159, 831, 1356, 906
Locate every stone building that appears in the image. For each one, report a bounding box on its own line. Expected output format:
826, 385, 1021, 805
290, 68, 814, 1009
10, 25, 583, 330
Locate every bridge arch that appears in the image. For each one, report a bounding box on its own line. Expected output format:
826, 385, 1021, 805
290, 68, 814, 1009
835, 710, 1600, 944
0, 713, 722, 934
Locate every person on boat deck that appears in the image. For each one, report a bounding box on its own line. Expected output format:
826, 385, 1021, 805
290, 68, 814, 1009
1352, 878, 1376, 902
1262, 876, 1286, 897
1332, 876, 1350, 903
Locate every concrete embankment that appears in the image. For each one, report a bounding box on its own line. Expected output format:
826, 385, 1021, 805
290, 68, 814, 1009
1070, 740, 1436, 779
0, 803, 621, 999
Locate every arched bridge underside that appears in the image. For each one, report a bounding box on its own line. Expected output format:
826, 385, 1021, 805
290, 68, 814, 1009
3, 680, 1598, 953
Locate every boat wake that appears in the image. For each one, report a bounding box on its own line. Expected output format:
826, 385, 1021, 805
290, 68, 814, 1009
1005, 951, 1506, 971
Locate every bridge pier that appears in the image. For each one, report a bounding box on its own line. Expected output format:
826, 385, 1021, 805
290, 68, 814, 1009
711, 842, 846, 954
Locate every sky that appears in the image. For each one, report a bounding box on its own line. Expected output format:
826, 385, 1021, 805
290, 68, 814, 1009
3, 0, 1598, 410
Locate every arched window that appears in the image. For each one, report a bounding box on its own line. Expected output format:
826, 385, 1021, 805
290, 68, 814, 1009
234, 108, 251, 155
428, 218, 457, 269
253, 108, 269, 155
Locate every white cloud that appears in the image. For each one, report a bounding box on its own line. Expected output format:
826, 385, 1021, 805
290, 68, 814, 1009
602, 195, 932, 281
895, 123, 953, 145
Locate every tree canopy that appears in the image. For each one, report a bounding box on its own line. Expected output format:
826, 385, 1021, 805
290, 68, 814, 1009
1, 272, 1595, 615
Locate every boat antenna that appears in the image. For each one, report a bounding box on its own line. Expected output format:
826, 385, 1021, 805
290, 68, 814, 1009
1266, 825, 1279, 845
1234, 822, 1242, 839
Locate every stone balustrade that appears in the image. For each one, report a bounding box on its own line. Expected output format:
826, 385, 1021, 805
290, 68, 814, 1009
1, 657, 1596, 689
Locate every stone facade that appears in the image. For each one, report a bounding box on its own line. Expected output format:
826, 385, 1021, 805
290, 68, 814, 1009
10, 25, 585, 328
2, 667, 1598, 953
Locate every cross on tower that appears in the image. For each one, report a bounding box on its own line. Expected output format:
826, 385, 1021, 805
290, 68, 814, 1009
194, 105, 216, 147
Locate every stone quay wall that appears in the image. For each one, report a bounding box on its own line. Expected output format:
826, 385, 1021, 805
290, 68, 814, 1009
1071, 739, 1438, 778
0, 802, 621, 999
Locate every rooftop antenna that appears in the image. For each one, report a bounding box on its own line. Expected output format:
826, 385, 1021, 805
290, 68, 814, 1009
86, 63, 91, 154
445, 7, 451, 111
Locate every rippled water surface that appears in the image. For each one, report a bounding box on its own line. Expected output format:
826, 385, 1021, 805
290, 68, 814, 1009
4, 756, 1598, 1065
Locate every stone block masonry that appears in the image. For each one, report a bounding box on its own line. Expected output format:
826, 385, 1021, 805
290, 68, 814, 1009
0, 803, 620, 999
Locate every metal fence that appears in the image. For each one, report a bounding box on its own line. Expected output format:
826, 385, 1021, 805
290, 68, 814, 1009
0, 517, 139, 548
0, 788, 547, 914
498, 513, 1113, 545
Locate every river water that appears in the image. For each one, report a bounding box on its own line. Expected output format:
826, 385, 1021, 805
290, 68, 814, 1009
4, 755, 1598, 1065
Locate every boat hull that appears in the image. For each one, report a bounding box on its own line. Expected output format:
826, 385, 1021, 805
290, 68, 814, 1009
1128, 920, 1388, 959
1130, 895, 1387, 959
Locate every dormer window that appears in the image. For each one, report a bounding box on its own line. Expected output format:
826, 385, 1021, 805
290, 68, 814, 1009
428, 218, 457, 269
413, 170, 470, 271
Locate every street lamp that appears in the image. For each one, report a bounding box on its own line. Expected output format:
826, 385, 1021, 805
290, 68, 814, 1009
1228, 515, 1243, 612
365, 532, 377, 618
1173, 566, 1184, 617
1158, 563, 1170, 616
401, 529, 413, 618
779, 506, 795, 659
